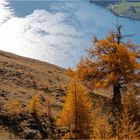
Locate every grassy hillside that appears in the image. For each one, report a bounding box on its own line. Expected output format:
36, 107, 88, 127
108, 2, 140, 20
0, 50, 112, 139
0, 50, 70, 139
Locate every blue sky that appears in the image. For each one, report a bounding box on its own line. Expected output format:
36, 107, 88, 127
10, 1, 52, 17
0, 0, 140, 68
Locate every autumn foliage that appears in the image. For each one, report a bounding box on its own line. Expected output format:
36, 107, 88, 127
92, 116, 112, 139
116, 90, 140, 139
27, 95, 40, 115
57, 80, 93, 139
65, 26, 140, 139
77, 26, 140, 110
5, 99, 22, 120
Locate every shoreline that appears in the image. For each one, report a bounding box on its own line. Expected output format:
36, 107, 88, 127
93, 2, 140, 21
108, 7, 140, 21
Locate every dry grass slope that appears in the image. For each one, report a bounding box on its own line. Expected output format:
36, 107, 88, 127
0, 51, 113, 139
0, 50, 70, 138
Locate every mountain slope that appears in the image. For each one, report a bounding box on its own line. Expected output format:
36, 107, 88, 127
0, 50, 71, 138
0, 50, 112, 139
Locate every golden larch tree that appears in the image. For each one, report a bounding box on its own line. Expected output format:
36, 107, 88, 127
5, 99, 22, 120
90, 105, 113, 139
116, 90, 140, 139
57, 80, 93, 139
27, 95, 40, 115
92, 115, 112, 139
27, 94, 49, 139
77, 25, 140, 111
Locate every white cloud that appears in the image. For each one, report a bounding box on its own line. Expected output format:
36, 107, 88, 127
0, 0, 139, 68
0, 1, 87, 67
0, 0, 14, 24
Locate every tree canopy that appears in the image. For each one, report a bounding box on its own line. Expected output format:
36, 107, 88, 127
57, 80, 93, 139
76, 25, 140, 110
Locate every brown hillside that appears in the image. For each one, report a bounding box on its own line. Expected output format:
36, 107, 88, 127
0, 50, 112, 139
0, 50, 70, 106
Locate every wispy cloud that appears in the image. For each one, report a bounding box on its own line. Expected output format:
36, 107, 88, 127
0, 0, 14, 24
0, 1, 87, 67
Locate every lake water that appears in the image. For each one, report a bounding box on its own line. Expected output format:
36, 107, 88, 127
1, 1, 140, 68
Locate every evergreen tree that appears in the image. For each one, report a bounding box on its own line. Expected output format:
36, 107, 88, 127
92, 115, 112, 139
57, 79, 93, 139
27, 95, 48, 139
77, 25, 140, 111
5, 99, 22, 121
116, 89, 140, 139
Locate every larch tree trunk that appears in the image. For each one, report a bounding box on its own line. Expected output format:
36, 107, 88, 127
113, 83, 122, 112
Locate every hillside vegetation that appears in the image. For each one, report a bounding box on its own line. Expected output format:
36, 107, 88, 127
108, 2, 140, 20
0, 51, 69, 138
0, 51, 112, 139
